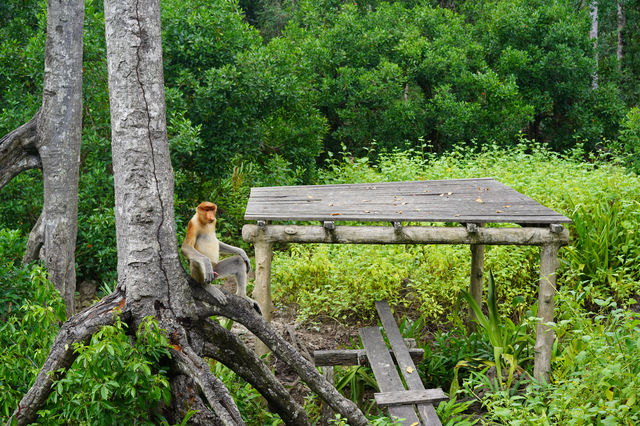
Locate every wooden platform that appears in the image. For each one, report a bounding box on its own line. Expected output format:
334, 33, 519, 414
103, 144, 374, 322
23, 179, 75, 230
244, 178, 571, 224
244, 178, 570, 381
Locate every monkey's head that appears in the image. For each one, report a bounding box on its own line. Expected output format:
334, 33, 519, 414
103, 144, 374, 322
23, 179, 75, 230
197, 201, 217, 225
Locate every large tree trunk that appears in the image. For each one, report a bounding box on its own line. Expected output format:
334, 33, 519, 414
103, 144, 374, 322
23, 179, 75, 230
9, 0, 368, 424
0, 0, 84, 316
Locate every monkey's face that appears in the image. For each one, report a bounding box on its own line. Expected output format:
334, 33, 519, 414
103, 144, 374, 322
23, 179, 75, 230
197, 202, 217, 224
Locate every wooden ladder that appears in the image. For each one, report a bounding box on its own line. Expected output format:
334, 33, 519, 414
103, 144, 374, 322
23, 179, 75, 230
359, 301, 447, 426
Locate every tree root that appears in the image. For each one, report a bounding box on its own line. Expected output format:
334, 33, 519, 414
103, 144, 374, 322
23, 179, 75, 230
199, 319, 311, 425
167, 374, 222, 425
9, 291, 125, 426
172, 340, 244, 425
193, 286, 369, 426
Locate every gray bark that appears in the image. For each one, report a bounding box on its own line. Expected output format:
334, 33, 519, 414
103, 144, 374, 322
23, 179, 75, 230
590, 1, 599, 89
617, 2, 625, 68
0, 0, 84, 316
101, 0, 368, 424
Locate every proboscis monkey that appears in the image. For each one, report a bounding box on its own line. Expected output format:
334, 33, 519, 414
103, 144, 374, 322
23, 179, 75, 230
181, 201, 261, 313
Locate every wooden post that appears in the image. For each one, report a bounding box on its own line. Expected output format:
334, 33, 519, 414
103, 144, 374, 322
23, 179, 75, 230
467, 242, 484, 331
252, 236, 274, 356
534, 243, 559, 382
320, 367, 335, 425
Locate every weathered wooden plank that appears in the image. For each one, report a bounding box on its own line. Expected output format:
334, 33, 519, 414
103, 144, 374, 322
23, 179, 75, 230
359, 326, 421, 425
375, 301, 424, 390
313, 348, 424, 367
245, 213, 570, 224
249, 177, 496, 193
243, 224, 571, 246
374, 389, 448, 407
375, 301, 444, 426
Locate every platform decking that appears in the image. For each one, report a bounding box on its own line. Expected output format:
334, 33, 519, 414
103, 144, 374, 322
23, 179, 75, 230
244, 178, 571, 224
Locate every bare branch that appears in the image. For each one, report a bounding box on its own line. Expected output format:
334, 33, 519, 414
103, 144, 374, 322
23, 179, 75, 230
0, 113, 42, 189
10, 291, 125, 426
199, 319, 310, 425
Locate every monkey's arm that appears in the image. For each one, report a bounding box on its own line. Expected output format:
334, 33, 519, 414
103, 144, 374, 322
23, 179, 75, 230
218, 241, 251, 273
181, 221, 216, 283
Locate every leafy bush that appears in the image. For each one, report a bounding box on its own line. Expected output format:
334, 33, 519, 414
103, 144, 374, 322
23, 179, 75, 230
39, 316, 172, 425
0, 265, 65, 420
616, 106, 640, 173
476, 291, 640, 424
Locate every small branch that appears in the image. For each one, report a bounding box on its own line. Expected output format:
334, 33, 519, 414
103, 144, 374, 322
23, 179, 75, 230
192, 286, 368, 426
10, 291, 125, 426
0, 113, 42, 189
198, 319, 310, 425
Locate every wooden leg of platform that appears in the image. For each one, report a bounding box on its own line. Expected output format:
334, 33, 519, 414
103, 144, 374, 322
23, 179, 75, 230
534, 243, 559, 382
467, 243, 485, 332
253, 238, 274, 357
320, 366, 336, 425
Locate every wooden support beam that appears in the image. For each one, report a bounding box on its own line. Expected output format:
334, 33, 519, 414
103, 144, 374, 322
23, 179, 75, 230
243, 224, 570, 246
313, 348, 424, 367
467, 224, 485, 332
534, 243, 559, 382
252, 237, 274, 356
321, 366, 335, 424
375, 389, 448, 407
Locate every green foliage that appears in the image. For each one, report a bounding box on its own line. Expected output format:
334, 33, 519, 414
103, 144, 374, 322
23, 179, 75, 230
334, 365, 379, 410
460, 271, 534, 391
615, 106, 640, 173
564, 198, 640, 300
40, 316, 173, 425
162, 0, 326, 180
0, 264, 65, 421
476, 291, 640, 424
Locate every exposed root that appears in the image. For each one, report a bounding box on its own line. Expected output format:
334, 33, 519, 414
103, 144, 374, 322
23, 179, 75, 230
10, 291, 125, 426
198, 319, 311, 425
171, 330, 244, 425
192, 285, 369, 426
167, 374, 222, 425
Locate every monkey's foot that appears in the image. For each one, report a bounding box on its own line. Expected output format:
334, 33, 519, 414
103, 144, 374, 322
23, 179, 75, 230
205, 285, 228, 305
